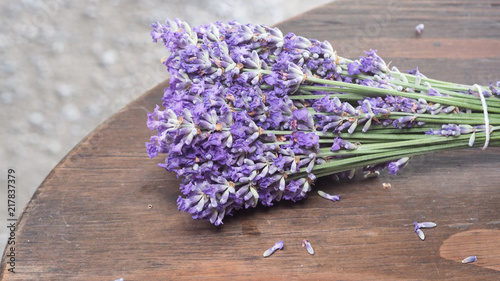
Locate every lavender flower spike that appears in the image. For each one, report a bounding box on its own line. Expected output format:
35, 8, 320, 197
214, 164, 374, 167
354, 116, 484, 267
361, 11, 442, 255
302, 239, 315, 255
317, 190, 340, 202
263, 241, 284, 257
462, 255, 477, 264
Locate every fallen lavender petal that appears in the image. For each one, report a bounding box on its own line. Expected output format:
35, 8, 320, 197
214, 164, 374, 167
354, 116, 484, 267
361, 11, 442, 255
415, 23, 424, 34
415, 228, 425, 240
462, 255, 477, 264
417, 222, 437, 228
317, 190, 340, 202
263, 241, 284, 257
302, 239, 315, 255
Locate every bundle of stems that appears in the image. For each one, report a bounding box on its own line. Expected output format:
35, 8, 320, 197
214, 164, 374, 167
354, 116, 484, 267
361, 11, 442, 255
146, 19, 499, 225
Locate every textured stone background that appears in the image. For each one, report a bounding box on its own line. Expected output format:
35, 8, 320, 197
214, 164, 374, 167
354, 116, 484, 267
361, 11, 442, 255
0, 0, 332, 253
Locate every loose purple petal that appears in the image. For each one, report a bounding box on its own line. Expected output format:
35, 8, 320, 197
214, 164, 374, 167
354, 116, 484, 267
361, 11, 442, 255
263, 241, 284, 257
415, 23, 424, 34
317, 190, 340, 202
418, 222, 437, 228
462, 256, 477, 264
413, 221, 435, 240
415, 228, 425, 240
302, 239, 315, 255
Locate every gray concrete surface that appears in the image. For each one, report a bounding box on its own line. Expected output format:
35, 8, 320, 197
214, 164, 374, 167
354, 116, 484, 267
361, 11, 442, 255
0, 0, 332, 254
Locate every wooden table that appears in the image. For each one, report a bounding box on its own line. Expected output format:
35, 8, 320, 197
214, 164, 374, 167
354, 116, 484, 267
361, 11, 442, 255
2, 0, 500, 280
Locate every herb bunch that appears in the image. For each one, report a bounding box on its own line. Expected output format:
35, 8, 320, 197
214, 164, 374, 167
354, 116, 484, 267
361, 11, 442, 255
146, 19, 500, 225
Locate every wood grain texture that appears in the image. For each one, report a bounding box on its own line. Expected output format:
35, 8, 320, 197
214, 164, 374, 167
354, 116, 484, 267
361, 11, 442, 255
440, 229, 500, 271
2, 0, 500, 280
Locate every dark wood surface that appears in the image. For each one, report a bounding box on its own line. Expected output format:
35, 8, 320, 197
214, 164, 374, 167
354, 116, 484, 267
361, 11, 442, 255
2, 0, 500, 280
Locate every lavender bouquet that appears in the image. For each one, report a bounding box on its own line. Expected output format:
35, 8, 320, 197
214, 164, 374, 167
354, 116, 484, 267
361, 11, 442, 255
145, 19, 500, 225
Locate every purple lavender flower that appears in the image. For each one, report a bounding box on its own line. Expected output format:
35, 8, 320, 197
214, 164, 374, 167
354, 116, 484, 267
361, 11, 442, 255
347, 61, 361, 75
145, 141, 159, 159
151, 19, 198, 52
357, 49, 387, 73
227, 22, 255, 46
489, 81, 500, 96
392, 115, 419, 128
330, 137, 343, 151
407, 67, 427, 78
290, 108, 315, 131
267, 61, 305, 95
282, 177, 313, 202
388, 157, 410, 175
284, 33, 312, 50
427, 88, 445, 96
314, 114, 343, 133
289, 131, 319, 151
426, 124, 474, 137
330, 137, 356, 151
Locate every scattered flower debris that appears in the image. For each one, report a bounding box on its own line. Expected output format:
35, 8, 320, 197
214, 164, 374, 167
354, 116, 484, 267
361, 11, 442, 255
413, 221, 436, 240
415, 222, 437, 229
302, 239, 315, 255
415, 228, 425, 240
462, 255, 477, 264
263, 241, 284, 257
317, 190, 340, 202
148, 204, 153, 209
363, 170, 380, 178
382, 182, 391, 189
416, 23, 424, 34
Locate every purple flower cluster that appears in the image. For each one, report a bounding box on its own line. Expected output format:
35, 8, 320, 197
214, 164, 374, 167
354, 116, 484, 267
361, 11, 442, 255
347, 49, 387, 75
425, 124, 474, 137
146, 18, 499, 225
147, 19, 329, 225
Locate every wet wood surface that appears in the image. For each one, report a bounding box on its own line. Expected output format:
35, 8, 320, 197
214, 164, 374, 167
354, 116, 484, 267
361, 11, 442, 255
2, 0, 500, 280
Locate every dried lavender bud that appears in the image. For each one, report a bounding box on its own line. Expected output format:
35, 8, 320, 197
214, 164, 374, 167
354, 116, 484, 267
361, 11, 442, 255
263, 241, 284, 257
462, 256, 477, 264
416, 222, 437, 228
317, 190, 340, 202
388, 157, 410, 175
302, 239, 315, 255
413, 221, 436, 240
415, 23, 424, 34
415, 228, 426, 240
